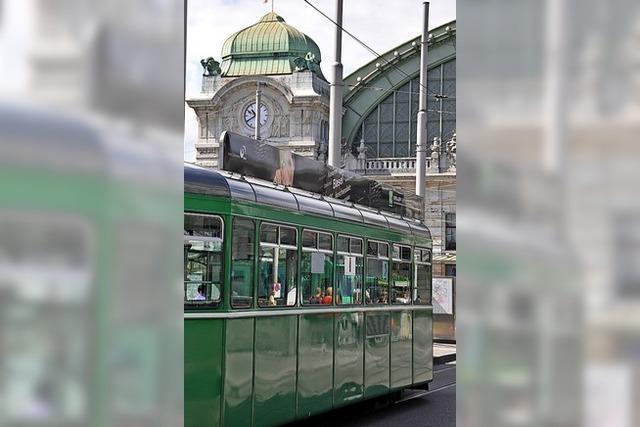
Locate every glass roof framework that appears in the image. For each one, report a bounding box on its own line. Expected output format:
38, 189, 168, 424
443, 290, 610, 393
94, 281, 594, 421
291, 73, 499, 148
352, 58, 456, 159
184, 164, 431, 241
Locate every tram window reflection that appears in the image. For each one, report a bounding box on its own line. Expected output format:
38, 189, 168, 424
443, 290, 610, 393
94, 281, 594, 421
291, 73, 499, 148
231, 218, 254, 308
336, 235, 364, 305
184, 213, 223, 306
301, 230, 334, 305
413, 248, 432, 305
365, 241, 389, 304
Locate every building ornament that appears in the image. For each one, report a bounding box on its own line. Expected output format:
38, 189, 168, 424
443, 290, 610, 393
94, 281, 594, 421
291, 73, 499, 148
446, 132, 456, 172
429, 137, 441, 173
293, 52, 322, 74
356, 140, 367, 170
200, 57, 222, 76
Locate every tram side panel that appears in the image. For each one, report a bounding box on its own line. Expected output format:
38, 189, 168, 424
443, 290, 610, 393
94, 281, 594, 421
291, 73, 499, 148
254, 315, 298, 427
390, 310, 414, 389
334, 311, 365, 407
297, 313, 335, 418
413, 309, 434, 384
223, 318, 254, 427
364, 312, 391, 398
184, 318, 224, 427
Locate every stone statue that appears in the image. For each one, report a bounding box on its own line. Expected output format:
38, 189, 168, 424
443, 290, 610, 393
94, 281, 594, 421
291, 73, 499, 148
294, 52, 321, 74
428, 137, 441, 173
356, 140, 367, 171
317, 142, 328, 163
200, 57, 221, 76
446, 133, 456, 172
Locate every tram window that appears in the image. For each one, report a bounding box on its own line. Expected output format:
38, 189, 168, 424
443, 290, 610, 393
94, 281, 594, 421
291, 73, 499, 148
258, 223, 298, 308
337, 235, 349, 252
392, 245, 400, 260
367, 241, 377, 256
260, 224, 278, 244
231, 218, 254, 309
302, 230, 334, 305
303, 230, 316, 248
258, 246, 298, 307
185, 214, 223, 239
336, 235, 364, 305
279, 226, 297, 246
350, 239, 362, 255
301, 252, 334, 305
379, 243, 388, 258
418, 248, 431, 263
413, 248, 432, 305
365, 241, 389, 304
391, 245, 412, 305
318, 233, 332, 251
184, 214, 223, 306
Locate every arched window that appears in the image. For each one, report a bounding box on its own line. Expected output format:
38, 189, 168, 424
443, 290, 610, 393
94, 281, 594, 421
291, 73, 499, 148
352, 58, 456, 159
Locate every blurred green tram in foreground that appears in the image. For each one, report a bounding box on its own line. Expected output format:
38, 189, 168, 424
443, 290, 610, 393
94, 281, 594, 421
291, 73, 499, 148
184, 163, 434, 427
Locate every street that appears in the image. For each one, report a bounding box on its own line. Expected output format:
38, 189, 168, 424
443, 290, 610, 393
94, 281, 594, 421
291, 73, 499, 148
290, 363, 456, 427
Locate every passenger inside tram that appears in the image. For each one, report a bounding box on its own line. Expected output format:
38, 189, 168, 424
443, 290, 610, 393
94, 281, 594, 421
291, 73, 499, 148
309, 287, 323, 304
322, 287, 333, 304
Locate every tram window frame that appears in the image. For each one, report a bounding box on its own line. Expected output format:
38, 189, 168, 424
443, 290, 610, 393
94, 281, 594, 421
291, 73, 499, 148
391, 244, 412, 305
301, 229, 335, 306
258, 222, 299, 308
184, 213, 224, 308
413, 247, 432, 305
231, 217, 255, 309
336, 235, 364, 305
365, 240, 390, 305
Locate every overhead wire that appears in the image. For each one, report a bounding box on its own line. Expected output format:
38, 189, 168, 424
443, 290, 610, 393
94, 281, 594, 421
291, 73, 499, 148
302, 0, 454, 95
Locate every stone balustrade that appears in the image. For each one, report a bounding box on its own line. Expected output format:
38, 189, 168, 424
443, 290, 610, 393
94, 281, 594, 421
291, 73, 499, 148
365, 157, 431, 174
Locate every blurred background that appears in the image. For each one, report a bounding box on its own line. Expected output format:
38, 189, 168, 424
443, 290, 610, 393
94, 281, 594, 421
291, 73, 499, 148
458, 0, 640, 426
3, 0, 640, 426
0, 0, 184, 426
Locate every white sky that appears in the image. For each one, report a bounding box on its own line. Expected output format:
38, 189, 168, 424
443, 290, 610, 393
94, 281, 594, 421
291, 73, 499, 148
184, 0, 456, 160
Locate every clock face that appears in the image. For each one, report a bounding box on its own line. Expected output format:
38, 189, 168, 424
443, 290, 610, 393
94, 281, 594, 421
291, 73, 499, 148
244, 103, 268, 129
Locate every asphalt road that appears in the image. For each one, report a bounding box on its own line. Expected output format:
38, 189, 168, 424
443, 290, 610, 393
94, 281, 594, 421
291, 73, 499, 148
290, 363, 456, 427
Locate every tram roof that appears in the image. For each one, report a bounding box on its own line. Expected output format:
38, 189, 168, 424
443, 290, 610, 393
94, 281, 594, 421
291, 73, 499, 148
185, 163, 431, 241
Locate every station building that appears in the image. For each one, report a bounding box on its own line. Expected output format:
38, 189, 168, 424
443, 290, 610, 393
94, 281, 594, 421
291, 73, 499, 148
186, 12, 457, 309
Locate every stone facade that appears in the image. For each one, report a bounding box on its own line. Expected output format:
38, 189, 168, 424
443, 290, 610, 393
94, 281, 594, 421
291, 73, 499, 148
187, 71, 329, 168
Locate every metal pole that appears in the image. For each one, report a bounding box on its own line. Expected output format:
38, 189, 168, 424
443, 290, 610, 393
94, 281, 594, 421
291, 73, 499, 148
328, 0, 344, 168
543, 0, 566, 174
415, 1, 429, 197
254, 81, 262, 140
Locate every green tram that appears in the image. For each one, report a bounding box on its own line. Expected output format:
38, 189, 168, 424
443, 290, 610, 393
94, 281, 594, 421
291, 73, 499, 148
184, 163, 434, 427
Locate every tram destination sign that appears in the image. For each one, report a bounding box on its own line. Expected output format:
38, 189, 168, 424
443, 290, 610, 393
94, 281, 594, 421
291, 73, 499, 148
219, 132, 423, 220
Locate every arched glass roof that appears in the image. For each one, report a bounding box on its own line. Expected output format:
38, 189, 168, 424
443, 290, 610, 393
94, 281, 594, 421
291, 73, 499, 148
341, 21, 456, 159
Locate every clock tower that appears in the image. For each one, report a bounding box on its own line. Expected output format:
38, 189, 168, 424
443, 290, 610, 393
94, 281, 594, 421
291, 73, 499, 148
187, 12, 330, 168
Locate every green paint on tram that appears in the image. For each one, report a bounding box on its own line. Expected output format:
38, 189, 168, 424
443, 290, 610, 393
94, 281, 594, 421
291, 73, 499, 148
184, 164, 434, 426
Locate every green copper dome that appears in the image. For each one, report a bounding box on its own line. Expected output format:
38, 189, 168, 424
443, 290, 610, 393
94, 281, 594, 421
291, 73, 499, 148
220, 12, 325, 80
